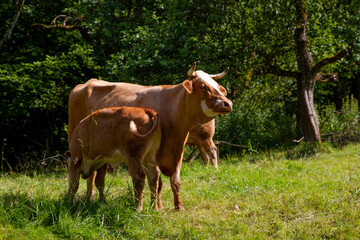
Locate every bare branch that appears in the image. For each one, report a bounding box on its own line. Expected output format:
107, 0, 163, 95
0, 0, 26, 51
214, 140, 248, 148
313, 42, 354, 74
51, 15, 74, 26
31, 23, 81, 30
315, 72, 338, 83
292, 136, 304, 143
32, 14, 81, 30
31, 13, 95, 44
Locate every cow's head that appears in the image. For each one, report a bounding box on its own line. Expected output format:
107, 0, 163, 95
182, 62, 233, 118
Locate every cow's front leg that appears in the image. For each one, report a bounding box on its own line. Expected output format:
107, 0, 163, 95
170, 165, 185, 211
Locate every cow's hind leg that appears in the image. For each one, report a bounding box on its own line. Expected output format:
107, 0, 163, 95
198, 144, 210, 166
204, 140, 218, 169
157, 176, 164, 210
127, 157, 146, 212
198, 140, 218, 169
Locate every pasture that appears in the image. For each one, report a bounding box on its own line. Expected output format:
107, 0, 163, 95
0, 144, 359, 239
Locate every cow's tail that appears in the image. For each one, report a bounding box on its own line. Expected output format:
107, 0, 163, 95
130, 107, 159, 138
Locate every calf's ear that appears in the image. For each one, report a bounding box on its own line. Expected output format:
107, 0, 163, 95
182, 80, 193, 94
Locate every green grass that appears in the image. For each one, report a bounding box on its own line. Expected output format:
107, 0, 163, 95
1, 144, 360, 239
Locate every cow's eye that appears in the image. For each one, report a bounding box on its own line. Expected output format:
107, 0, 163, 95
200, 83, 205, 89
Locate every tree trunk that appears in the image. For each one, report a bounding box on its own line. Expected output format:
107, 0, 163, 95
297, 76, 321, 143
264, 0, 353, 143
294, 0, 321, 143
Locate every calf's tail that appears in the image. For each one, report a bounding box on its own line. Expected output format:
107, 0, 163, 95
129, 107, 159, 138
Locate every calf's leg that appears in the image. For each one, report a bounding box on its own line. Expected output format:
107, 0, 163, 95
95, 164, 107, 202
127, 158, 146, 212
86, 170, 96, 200
68, 157, 81, 202
86, 165, 107, 201
144, 159, 162, 210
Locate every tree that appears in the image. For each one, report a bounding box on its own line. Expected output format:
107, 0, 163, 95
293, 0, 353, 143
239, 0, 359, 143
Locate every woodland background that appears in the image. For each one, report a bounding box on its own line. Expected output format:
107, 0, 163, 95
1, 0, 360, 171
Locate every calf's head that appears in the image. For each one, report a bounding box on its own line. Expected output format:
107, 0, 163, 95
183, 62, 233, 118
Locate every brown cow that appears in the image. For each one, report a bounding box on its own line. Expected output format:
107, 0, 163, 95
68, 63, 232, 210
68, 106, 161, 211
187, 120, 218, 168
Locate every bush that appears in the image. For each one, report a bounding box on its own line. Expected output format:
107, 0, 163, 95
0, 45, 98, 170
214, 76, 298, 156
319, 97, 360, 147
285, 142, 333, 160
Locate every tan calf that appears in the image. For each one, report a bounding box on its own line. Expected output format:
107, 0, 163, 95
68, 107, 161, 211
187, 120, 218, 168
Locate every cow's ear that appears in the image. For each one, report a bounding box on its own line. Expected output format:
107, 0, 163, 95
182, 80, 193, 94
219, 85, 227, 96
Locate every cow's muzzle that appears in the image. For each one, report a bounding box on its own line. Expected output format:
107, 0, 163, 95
215, 99, 233, 114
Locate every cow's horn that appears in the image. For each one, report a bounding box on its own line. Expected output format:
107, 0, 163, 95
209, 67, 229, 80
187, 62, 196, 77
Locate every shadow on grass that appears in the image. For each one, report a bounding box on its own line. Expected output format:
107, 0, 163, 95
0, 189, 144, 239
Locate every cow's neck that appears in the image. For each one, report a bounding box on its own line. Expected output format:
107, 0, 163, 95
155, 84, 207, 176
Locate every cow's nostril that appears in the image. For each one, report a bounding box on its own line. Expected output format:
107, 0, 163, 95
223, 101, 229, 108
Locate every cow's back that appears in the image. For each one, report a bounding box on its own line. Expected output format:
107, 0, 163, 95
68, 79, 160, 142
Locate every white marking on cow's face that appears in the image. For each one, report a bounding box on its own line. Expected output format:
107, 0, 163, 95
196, 71, 224, 96
201, 100, 219, 117
215, 99, 222, 108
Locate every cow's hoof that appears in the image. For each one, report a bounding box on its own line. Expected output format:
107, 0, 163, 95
175, 205, 186, 212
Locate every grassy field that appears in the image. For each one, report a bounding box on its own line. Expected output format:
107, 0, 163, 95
0, 144, 360, 239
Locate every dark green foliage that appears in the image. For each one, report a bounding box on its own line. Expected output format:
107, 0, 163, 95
0, 44, 98, 169
0, 0, 359, 170
285, 142, 333, 160
215, 74, 298, 154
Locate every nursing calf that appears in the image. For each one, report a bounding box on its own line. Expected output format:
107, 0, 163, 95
68, 106, 161, 211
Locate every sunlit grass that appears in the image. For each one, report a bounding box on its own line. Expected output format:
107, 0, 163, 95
1, 144, 360, 239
